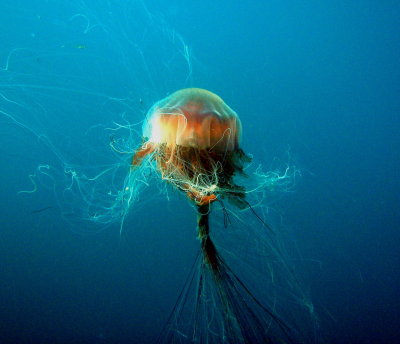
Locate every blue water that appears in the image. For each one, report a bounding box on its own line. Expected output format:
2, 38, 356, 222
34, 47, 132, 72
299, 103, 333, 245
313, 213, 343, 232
1, 1, 399, 343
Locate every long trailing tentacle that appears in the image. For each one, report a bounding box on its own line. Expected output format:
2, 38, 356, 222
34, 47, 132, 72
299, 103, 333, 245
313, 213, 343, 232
156, 204, 299, 344
195, 204, 295, 344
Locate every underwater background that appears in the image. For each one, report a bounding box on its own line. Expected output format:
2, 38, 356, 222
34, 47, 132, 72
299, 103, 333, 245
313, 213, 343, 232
0, 1, 399, 343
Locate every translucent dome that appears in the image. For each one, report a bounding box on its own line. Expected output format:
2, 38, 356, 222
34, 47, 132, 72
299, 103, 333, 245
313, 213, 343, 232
143, 88, 242, 152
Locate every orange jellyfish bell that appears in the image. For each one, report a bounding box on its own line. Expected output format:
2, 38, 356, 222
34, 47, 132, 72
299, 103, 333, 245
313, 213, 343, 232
132, 88, 250, 207
143, 88, 242, 152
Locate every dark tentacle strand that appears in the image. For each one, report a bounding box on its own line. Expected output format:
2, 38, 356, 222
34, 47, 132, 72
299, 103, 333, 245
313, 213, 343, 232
195, 205, 295, 344
157, 205, 298, 343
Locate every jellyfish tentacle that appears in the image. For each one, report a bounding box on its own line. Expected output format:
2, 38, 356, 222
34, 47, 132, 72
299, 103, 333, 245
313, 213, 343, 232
196, 205, 294, 343
131, 141, 155, 166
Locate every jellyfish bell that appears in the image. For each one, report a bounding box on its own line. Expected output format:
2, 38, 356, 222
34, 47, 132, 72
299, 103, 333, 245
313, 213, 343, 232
132, 88, 250, 207
144, 88, 241, 152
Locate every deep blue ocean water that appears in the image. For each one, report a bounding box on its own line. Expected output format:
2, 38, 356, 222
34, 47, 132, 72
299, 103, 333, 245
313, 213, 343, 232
1, 1, 399, 343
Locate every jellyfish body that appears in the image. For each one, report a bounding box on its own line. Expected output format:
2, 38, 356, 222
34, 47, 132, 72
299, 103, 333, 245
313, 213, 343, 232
133, 88, 250, 207
133, 89, 298, 343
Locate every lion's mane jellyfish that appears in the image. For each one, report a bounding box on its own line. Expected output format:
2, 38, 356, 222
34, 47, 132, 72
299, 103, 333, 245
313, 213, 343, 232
133, 87, 250, 208
131, 88, 298, 343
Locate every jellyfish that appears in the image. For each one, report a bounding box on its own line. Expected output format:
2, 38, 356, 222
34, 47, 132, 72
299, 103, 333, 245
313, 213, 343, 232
132, 88, 249, 208
131, 88, 301, 343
